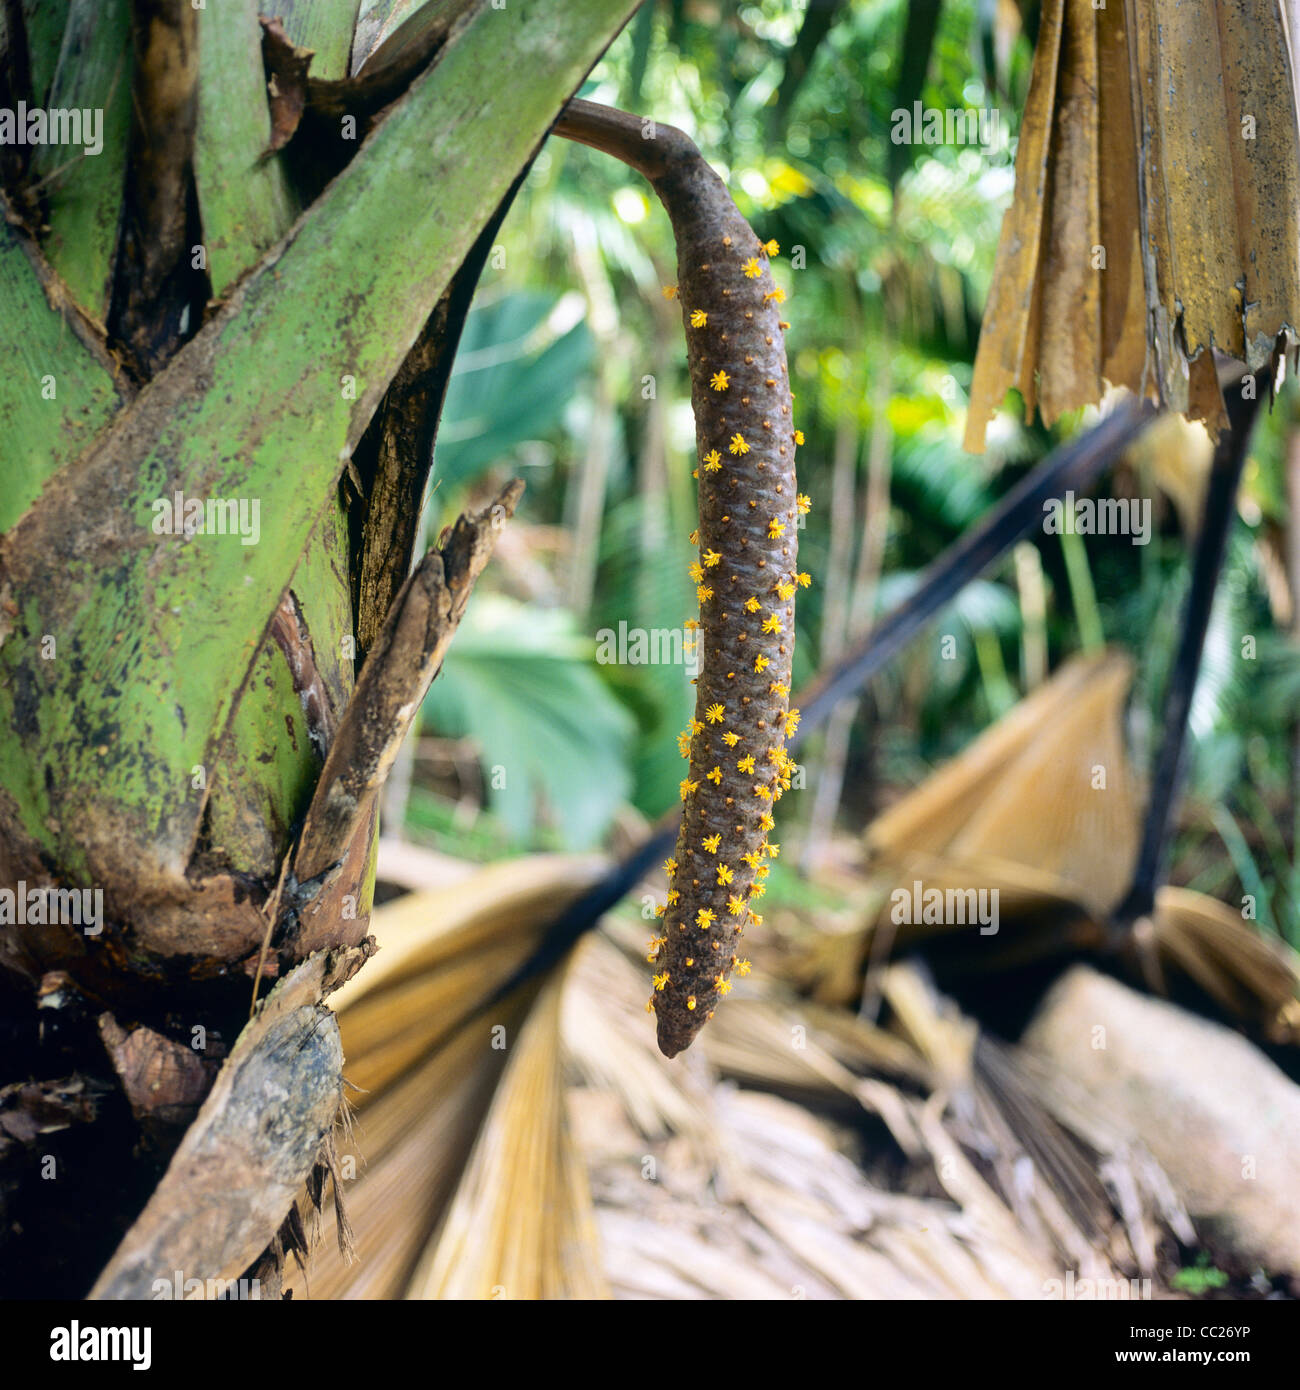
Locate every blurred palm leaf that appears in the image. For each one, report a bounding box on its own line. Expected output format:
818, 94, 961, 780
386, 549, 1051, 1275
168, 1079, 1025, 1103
422, 595, 636, 848
433, 290, 594, 489
595, 494, 696, 815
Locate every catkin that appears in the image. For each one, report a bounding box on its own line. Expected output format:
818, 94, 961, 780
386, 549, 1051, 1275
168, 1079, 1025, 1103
553, 103, 808, 1057
644, 151, 804, 1056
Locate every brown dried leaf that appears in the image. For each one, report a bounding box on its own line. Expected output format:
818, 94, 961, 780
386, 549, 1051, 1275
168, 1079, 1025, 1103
260, 16, 314, 153
966, 0, 1300, 451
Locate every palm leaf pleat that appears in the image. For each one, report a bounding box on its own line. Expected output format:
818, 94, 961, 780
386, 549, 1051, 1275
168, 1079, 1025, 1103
850, 650, 1300, 1041
965, 0, 1300, 451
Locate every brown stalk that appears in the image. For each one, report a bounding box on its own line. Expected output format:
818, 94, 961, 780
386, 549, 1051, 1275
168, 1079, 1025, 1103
290, 480, 523, 894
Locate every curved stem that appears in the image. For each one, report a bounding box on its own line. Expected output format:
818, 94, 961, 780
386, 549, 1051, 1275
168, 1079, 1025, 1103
552, 97, 699, 183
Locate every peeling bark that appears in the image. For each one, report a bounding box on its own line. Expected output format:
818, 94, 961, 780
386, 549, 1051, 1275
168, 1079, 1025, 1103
88, 946, 365, 1300
293, 480, 523, 893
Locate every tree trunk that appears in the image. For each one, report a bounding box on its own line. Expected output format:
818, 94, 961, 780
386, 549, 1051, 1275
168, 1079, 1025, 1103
0, 0, 637, 1299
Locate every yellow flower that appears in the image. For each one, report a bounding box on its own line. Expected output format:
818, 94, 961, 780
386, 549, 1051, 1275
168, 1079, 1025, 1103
664, 858, 677, 877
794, 429, 805, 445
727, 894, 746, 916
702, 834, 722, 854
703, 449, 723, 471
667, 888, 680, 904
696, 907, 716, 928
767, 518, 785, 538
697, 585, 714, 603
797, 571, 812, 588
768, 682, 788, 697
742, 851, 761, 869
762, 614, 781, 634
736, 958, 752, 976
690, 719, 704, 735
703, 549, 722, 568
717, 864, 734, 885
753, 654, 769, 672
706, 703, 726, 723
684, 619, 700, 631
742, 257, 762, 278
679, 779, 699, 801
688, 561, 705, 582
753, 784, 772, 801
766, 842, 780, 858
663, 285, 677, 299
785, 708, 801, 736
743, 596, 761, 613
686, 996, 697, 1010
646, 998, 655, 1012
729, 434, 750, 455
737, 755, 756, 773
722, 730, 740, 747
763, 286, 786, 304
710, 370, 730, 391
797, 493, 812, 514
756, 864, 769, 880
653, 972, 669, 991
690, 309, 708, 327
678, 732, 692, 758
763, 239, 779, 255
706, 765, 723, 784
716, 978, 733, 996
747, 912, 762, 928
758, 812, 775, 832
776, 582, 796, 601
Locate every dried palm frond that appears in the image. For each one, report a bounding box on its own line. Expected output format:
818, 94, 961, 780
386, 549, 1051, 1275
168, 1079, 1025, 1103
1152, 887, 1300, 1043
871, 965, 1191, 1284
405, 961, 607, 1300
294, 844, 1213, 1298
839, 651, 1300, 1041
565, 936, 1052, 1298
285, 853, 609, 1299
571, 929, 1194, 1295
965, 0, 1300, 452
293, 803, 1287, 1298
867, 649, 1140, 918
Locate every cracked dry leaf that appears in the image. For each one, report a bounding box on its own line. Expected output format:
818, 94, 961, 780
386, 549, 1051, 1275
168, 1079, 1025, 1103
854, 651, 1300, 1042
966, 0, 1300, 452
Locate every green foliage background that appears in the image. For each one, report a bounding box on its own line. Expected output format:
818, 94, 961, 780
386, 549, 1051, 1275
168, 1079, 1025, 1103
414, 0, 1300, 945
